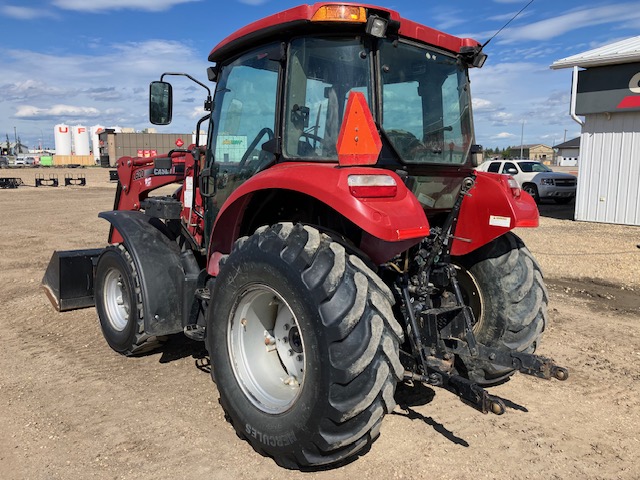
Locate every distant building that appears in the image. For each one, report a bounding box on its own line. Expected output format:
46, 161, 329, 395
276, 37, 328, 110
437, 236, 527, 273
552, 35, 640, 226
98, 130, 192, 167
509, 144, 554, 162
554, 137, 580, 167
2, 141, 29, 156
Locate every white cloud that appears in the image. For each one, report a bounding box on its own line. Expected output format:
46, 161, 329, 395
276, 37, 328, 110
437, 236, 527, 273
472, 98, 492, 110
0, 39, 209, 146
468, 59, 575, 148
15, 104, 101, 118
189, 107, 207, 120
430, 8, 467, 31
499, 3, 640, 43
488, 10, 532, 22
1, 5, 57, 19
52, 0, 201, 13
490, 111, 513, 125
2, 80, 68, 100
492, 132, 517, 139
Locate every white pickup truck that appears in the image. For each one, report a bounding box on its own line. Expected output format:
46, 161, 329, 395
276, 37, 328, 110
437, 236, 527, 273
477, 159, 577, 204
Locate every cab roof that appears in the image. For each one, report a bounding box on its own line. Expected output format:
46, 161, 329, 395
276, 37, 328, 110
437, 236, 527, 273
208, 2, 480, 63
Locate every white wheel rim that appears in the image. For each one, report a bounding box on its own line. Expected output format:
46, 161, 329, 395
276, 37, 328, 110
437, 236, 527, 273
228, 284, 305, 414
103, 268, 130, 332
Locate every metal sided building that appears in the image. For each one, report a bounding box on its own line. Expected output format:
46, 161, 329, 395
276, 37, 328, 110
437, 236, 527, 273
551, 37, 640, 226
98, 130, 192, 167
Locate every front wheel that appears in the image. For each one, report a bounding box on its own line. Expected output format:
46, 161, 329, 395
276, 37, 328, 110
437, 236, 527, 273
208, 223, 403, 469
453, 232, 547, 385
522, 183, 540, 203
95, 245, 162, 356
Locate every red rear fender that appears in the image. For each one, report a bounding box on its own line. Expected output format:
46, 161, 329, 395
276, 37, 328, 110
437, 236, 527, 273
208, 163, 429, 268
452, 171, 538, 256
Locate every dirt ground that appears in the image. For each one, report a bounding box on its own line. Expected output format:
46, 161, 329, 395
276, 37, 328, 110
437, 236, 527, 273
1, 166, 639, 480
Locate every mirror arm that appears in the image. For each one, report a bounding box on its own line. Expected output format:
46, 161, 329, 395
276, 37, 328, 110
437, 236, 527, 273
160, 72, 213, 111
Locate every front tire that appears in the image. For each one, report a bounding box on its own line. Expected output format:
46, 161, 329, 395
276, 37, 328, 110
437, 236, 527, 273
95, 245, 162, 356
522, 183, 540, 203
454, 232, 547, 385
208, 223, 403, 469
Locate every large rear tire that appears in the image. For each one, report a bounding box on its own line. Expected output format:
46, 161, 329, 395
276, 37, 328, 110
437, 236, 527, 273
208, 223, 403, 469
453, 232, 547, 385
95, 245, 162, 356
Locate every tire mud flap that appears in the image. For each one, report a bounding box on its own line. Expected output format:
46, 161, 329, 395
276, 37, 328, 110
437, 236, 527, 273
99, 210, 183, 336
42, 248, 103, 312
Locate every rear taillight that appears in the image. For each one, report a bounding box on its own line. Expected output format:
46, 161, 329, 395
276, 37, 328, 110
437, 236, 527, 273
506, 175, 521, 198
348, 174, 397, 198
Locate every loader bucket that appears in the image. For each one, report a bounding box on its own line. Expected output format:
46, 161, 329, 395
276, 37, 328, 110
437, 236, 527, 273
41, 248, 103, 312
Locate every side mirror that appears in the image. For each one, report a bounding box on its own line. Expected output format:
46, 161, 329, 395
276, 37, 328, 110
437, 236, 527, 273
506, 168, 518, 175
149, 81, 173, 125
470, 144, 483, 167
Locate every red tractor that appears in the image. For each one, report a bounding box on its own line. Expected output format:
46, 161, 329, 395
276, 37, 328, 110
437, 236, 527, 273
43, 3, 567, 469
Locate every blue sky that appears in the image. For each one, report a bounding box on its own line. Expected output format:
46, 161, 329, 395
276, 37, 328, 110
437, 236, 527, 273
2, 0, 640, 151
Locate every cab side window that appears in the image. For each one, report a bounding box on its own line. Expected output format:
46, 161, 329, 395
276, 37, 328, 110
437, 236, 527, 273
211, 45, 279, 178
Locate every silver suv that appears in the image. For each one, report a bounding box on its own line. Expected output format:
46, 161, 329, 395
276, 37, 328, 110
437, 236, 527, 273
0, 156, 8, 168
477, 160, 577, 204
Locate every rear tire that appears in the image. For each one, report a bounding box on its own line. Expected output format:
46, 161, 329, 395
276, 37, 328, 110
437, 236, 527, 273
208, 223, 403, 469
453, 232, 547, 385
95, 245, 162, 356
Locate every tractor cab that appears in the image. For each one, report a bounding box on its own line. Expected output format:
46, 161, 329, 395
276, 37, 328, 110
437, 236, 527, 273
150, 3, 486, 233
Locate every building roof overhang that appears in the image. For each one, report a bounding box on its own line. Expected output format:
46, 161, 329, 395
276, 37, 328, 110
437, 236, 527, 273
551, 35, 640, 69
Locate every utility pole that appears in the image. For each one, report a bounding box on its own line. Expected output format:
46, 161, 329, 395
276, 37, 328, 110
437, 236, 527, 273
520, 120, 524, 159
13, 126, 17, 155
564, 129, 567, 143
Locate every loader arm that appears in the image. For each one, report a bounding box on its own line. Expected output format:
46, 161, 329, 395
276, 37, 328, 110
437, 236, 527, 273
109, 147, 206, 247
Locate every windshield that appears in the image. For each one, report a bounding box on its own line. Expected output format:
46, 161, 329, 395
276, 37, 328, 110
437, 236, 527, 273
282, 37, 473, 165
518, 162, 552, 173
380, 40, 472, 165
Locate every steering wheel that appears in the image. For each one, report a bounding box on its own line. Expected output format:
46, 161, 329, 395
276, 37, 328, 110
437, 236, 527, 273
297, 131, 325, 156
238, 127, 274, 169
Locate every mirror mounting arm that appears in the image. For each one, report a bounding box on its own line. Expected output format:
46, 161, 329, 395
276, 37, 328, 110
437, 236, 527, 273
160, 72, 213, 112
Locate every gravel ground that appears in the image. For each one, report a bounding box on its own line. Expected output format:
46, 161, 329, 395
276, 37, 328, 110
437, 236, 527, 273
518, 200, 639, 291
0, 165, 639, 480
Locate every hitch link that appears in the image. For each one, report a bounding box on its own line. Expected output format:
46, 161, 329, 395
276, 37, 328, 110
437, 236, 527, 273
472, 346, 569, 381
404, 370, 506, 415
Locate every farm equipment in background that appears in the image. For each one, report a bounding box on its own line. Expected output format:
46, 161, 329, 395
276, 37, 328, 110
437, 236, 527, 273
0, 177, 23, 189
43, 3, 568, 469
35, 173, 59, 187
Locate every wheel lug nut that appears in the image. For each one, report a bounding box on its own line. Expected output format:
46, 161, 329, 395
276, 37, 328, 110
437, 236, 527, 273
296, 355, 303, 362
283, 323, 290, 330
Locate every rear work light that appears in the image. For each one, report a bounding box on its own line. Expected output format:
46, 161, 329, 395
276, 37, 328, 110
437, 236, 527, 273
505, 175, 521, 198
348, 174, 397, 198
311, 5, 367, 23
